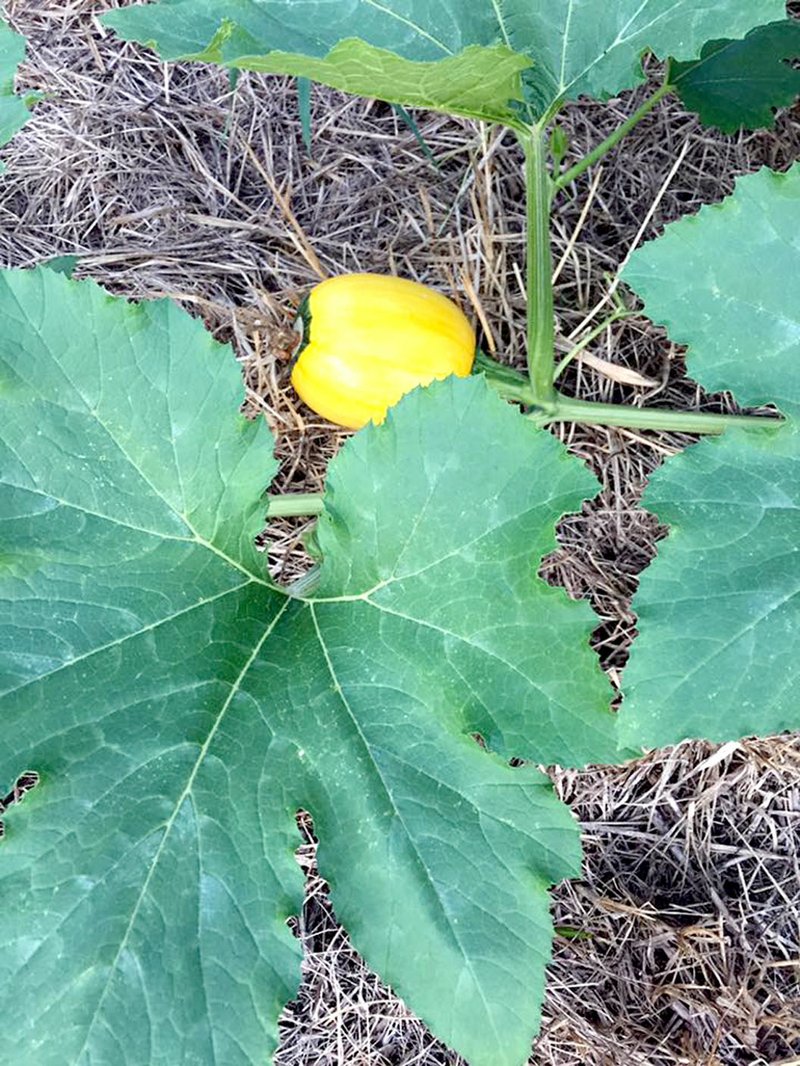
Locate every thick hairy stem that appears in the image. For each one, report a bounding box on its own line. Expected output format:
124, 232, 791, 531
522, 126, 557, 410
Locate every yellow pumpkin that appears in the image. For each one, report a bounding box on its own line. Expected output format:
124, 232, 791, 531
290, 273, 475, 429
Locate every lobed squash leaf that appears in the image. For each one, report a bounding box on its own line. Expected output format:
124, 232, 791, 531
620, 165, 800, 751
0, 18, 33, 172
0, 267, 618, 1066
101, 0, 784, 123
670, 19, 800, 133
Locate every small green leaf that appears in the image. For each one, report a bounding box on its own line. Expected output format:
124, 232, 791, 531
550, 124, 569, 170
41, 254, 80, 277
1, 269, 618, 1065
0, 18, 33, 171
101, 0, 784, 123
620, 165, 800, 750
670, 20, 800, 133
554, 924, 592, 940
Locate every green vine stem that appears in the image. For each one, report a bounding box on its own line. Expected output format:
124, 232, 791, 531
553, 79, 673, 193
474, 352, 782, 435
266, 492, 324, 517
539, 396, 783, 435
474, 349, 783, 434
521, 125, 558, 410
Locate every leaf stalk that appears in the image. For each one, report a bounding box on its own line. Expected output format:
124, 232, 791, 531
266, 493, 324, 518
537, 396, 783, 435
553, 79, 673, 193
476, 352, 781, 435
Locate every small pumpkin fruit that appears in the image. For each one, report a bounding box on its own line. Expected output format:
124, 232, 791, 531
290, 273, 476, 429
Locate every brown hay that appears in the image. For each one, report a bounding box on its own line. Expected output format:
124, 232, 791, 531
2, 2, 800, 1062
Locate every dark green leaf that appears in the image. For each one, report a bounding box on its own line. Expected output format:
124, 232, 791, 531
670, 20, 800, 132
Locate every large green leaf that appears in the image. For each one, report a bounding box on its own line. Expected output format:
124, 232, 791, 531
0, 18, 32, 171
620, 165, 800, 750
101, 0, 784, 123
670, 19, 800, 132
0, 268, 618, 1066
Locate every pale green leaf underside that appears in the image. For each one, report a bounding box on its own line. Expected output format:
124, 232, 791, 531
101, 0, 784, 122
620, 165, 800, 750
0, 269, 617, 1066
0, 19, 32, 172
670, 20, 800, 133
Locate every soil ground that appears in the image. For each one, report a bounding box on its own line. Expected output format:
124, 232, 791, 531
3, 3, 800, 1063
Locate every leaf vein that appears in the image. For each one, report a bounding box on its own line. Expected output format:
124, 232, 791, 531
71, 595, 291, 1062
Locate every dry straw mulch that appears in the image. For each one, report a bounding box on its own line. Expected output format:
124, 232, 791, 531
2, 2, 800, 1063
